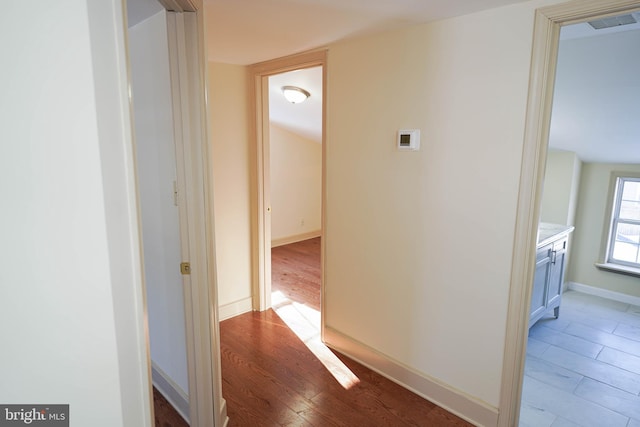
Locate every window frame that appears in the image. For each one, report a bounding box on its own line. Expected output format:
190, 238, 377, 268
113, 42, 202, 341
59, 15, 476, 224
599, 171, 640, 274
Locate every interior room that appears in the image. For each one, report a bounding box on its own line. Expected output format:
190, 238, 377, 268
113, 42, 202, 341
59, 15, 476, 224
519, 15, 640, 427
267, 66, 323, 314
6, 1, 640, 426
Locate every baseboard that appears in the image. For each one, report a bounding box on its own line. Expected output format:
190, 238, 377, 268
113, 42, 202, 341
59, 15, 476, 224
323, 327, 498, 427
219, 297, 253, 321
271, 230, 321, 248
151, 362, 189, 423
219, 397, 229, 427
567, 282, 640, 307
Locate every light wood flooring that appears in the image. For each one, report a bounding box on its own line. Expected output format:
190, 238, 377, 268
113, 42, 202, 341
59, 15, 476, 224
520, 290, 640, 427
220, 237, 473, 426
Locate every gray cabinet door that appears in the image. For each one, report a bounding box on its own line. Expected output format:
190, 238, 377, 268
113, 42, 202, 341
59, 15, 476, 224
546, 237, 567, 314
531, 243, 551, 324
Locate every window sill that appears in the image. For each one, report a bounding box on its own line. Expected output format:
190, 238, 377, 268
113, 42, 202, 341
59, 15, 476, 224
595, 262, 640, 278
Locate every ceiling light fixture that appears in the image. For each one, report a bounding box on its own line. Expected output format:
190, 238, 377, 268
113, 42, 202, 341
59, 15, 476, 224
282, 86, 310, 104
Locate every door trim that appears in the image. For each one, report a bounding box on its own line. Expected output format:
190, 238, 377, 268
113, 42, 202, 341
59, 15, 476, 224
499, 1, 640, 426
165, 10, 227, 427
249, 50, 327, 324
87, 1, 154, 425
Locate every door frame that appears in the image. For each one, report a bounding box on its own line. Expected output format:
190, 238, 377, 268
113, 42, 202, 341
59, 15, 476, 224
126, 1, 226, 425
499, 1, 640, 425
165, 5, 228, 427
249, 50, 327, 321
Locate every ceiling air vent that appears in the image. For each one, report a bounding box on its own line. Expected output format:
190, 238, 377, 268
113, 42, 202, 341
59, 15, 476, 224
588, 14, 637, 30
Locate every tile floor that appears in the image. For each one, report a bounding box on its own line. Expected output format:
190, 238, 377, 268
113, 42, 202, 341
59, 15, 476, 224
520, 290, 640, 427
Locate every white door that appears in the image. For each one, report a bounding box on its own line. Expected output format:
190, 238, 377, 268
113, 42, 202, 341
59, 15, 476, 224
128, 9, 191, 420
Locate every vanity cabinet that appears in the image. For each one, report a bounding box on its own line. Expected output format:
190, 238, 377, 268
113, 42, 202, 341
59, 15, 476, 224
530, 226, 572, 328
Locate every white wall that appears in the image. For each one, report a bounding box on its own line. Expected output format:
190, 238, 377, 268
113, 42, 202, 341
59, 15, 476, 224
540, 150, 582, 226
208, 62, 253, 318
324, 0, 563, 412
568, 163, 640, 297
270, 124, 322, 244
129, 11, 189, 396
0, 1, 150, 425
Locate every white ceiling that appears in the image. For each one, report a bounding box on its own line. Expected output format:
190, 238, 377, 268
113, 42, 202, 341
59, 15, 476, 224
560, 13, 640, 41
550, 24, 640, 163
127, 0, 640, 164
202, 0, 529, 144
203, 0, 529, 65
269, 67, 323, 143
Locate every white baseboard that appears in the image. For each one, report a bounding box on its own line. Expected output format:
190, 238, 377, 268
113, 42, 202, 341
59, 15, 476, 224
567, 282, 640, 307
219, 297, 253, 321
219, 397, 229, 427
323, 327, 497, 427
271, 230, 321, 248
151, 362, 189, 423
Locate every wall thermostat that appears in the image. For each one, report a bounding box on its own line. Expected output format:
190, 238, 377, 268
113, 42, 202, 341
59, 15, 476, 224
397, 129, 420, 151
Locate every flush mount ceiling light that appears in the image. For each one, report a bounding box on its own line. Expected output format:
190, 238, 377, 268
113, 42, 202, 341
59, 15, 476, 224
282, 86, 310, 104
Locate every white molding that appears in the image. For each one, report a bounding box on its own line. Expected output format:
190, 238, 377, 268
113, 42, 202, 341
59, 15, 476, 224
219, 398, 229, 427
151, 362, 190, 423
567, 282, 640, 307
501, 1, 640, 426
249, 50, 327, 314
499, 8, 560, 426
324, 327, 497, 427
219, 297, 254, 321
166, 10, 226, 426
271, 230, 321, 248
88, 1, 154, 425
595, 262, 640, 278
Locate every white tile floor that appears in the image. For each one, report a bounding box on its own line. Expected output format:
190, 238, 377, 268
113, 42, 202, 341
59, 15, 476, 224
520, 290, 640, 427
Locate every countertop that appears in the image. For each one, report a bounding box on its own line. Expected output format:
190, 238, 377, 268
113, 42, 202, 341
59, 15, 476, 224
538, 222, 575, 247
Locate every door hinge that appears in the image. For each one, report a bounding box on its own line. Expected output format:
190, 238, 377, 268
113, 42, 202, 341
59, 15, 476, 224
180, 262, 191, 275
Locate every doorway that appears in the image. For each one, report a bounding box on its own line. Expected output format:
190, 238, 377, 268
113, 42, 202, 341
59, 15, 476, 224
268, 66, 323, 319
125, 2, 225, 426
250, 51, 327, 322
519, 13, 640, 426
127, 8, 190, 422
501, 2, 640, 426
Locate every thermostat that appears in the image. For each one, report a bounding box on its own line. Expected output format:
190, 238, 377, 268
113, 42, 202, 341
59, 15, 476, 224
397, 129, 420, 151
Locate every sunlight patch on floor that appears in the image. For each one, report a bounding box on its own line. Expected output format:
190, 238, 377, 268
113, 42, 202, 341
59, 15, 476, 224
271, 290, 360, 389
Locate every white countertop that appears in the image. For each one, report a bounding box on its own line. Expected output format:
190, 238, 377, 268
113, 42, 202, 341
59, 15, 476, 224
538, 222, 575, 247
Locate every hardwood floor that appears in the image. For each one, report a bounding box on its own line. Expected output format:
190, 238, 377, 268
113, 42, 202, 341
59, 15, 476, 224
153, 387, 188, 427
271, 237, 321, 311
220, 238, 473, 426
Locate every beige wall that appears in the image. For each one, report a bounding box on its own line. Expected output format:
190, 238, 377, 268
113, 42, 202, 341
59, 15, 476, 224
204, 0, 573, 417
270, 124, 322, 244
208, 62, 253, 313
541, 150, 582, 226
324, 0, 563, 409
568, 163, 640, 297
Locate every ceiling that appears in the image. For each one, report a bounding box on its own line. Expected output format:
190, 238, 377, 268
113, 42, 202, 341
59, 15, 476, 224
200, 0, 529, 147
550, 23, 640, 163
126, 0, 640, 164
269, 67, 323, 143
202, 0, 530, 65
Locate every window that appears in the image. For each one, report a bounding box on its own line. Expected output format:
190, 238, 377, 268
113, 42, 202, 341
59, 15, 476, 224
606, 176, 640, 269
